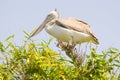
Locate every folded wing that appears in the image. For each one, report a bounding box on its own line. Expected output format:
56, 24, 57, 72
56, 18, 99, 44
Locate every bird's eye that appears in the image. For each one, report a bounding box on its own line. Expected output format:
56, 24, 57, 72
47, 14, 50, 16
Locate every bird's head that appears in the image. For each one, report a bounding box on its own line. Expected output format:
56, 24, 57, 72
45, 9, 59, 23
30, 9, 59, 38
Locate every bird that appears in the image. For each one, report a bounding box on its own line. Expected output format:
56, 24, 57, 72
30, 10, 99, 45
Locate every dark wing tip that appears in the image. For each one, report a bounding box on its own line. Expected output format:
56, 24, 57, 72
89, 32, 99, 45
94, 38, 99, 45
75, 19, 89, 25
92, 35, 99, 45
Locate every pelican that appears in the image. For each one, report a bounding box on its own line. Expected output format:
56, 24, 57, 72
30, 10, 99, 45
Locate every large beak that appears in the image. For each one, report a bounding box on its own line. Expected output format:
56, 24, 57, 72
30, 18, 48, 38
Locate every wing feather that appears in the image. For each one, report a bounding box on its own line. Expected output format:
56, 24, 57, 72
56, 18, 99, 44
56, 18, 90, 34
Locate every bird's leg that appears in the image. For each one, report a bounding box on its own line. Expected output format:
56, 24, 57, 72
57, 40, 62, 47
56, 40, 67, 50
56, 40, 60, 47
67, 36, 75, 49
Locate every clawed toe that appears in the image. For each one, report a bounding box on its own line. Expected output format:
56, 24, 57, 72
67, 43, 75, 49
56, 40, 75, 50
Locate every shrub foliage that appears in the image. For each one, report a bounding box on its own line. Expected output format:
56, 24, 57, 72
0, 35, 120, 80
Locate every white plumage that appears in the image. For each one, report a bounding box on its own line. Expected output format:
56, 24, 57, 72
45, 23, 91, 44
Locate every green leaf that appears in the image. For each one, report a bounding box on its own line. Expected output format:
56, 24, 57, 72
23, 30, 30, 38
115, 60, 120, 63
0, 42, 5, 52
5, 34, 14, 41
48, 37, 54, 45
5, 42, 13, 50
39, 67, 48, 78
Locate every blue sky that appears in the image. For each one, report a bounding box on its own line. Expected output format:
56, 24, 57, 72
0, 0, 120, 52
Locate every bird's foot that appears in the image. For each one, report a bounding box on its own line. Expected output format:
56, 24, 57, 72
56, 40, 75, 51
57, 40, 67, 50
67, 39, 75, 50
66, 44, 75, 51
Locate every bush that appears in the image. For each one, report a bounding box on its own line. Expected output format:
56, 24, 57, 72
0, 35, 120, 80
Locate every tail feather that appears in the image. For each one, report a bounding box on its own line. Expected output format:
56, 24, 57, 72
89, 32, 99, 45
92, 37, 99, 44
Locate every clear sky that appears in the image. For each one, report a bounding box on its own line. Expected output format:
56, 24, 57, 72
0, 0, 120, 52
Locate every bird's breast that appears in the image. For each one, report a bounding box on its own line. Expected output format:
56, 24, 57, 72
45, 24, 71, 41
